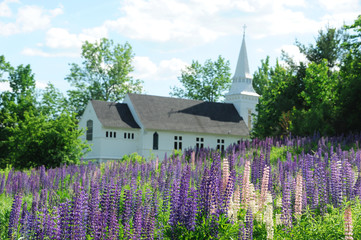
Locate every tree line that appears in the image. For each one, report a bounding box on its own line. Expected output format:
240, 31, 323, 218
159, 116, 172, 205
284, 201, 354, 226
252, 16, 361, 138
2, 15, 361, 169
0, 39, 143, 169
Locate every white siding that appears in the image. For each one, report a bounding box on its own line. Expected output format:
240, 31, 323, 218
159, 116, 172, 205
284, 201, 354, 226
79, 102, 141, 161
138, 130, 244, 159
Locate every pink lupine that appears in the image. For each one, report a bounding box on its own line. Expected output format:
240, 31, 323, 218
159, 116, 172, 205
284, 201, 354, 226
242, 160, 251, 208
345, 206, 353, 240
295, 173, 303, 216
259, 165, 270, 209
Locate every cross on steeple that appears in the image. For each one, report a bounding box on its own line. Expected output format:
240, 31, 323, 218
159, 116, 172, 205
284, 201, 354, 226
243, 24, 247, 37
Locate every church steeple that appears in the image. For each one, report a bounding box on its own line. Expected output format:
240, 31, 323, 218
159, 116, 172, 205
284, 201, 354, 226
233, 26, 251, 81
226, 27, 257, 94
225, 27, 259, 130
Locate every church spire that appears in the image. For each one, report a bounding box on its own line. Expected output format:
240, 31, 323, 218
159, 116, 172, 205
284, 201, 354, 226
225, 26, 259, 130
233, 25, 250, 81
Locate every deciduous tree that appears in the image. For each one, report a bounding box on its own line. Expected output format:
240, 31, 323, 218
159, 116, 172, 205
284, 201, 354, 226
170, 56, 231, 102
66, 38, 143, 116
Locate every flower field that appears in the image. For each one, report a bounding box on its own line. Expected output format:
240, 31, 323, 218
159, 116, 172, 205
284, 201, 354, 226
1, 135, 361, 239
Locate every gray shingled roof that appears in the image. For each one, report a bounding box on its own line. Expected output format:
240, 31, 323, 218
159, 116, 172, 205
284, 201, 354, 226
128, 94, 249, 136
91, 100, 140, 129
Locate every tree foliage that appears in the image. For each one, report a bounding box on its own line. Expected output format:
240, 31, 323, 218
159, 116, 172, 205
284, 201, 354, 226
170, 56, 231, 102
0, 57, 88, 169
66, 38, 143, 116
252, 25, 344, 138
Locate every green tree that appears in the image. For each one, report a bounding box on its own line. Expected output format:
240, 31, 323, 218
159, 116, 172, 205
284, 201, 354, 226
252, 25, 344, 138
0, 57, 89, 169
337, 15, 361, 132
295, 26, 343, 69
66, 38, 143, 116
291, 60, 338, 136
39, 83, 70, 119
170, 56, 231, 102
5, 111, 88, 169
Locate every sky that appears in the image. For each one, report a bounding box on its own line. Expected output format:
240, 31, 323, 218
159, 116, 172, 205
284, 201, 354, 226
1, 0, 360, 97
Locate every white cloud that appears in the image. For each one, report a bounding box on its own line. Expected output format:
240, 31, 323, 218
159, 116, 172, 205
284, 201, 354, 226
44, 27, 108, 49
0, 4, 63, 36
317, 0, 359, 11
132, 56, 188, 82
21, 47, 79, 58
277, 45, 307, 64
103, 0, 230, 44
0, 0, 18, 17
96, 0, 346, 44
132, 56, 189, 96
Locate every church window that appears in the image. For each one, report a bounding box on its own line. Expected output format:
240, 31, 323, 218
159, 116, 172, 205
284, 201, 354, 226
124, 132, 135, 140
217, 139, 225, 152
110, 132, 112, 138
106, 131, 109, 138
174, 136, 182, 150
114, 132, 116, 138
153, 132, 159, 150
86, 120, 93, 141
196, 137, 204, 149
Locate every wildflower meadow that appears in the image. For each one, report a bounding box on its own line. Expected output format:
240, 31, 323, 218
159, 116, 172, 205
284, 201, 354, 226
1, 134, 361, 239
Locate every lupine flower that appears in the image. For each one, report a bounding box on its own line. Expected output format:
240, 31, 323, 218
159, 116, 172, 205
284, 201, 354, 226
294, 173, 303, 216
281, 176, 292, 227
244, 208, 253, 240
242, 160, 251, 208
264, 192, 274, 240
228, 185, 241, 222
345, 206, 353, 240
259, 165, 270, 210
8, 192, 22, 239
222, 158, 230, 194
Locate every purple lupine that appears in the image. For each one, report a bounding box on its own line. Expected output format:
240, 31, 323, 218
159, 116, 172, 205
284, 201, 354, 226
88, 180, 101, 237
70, 187, 88, 240
60, 200, 71, 239
281, 175, 292, 227
330, 159, 342, 207
168, 180, 180, 229
19, 201, 29, 239
108, 183, 120, 239
142, 208, 155, 240
342, 160, 355, 200
122, 189, 133, 225
184, 187, 197, 231
133, 206, 143, 239
244, 208, 253, 240
44, 206, 61, 240
315, 161, 329, 209
8, 192, 23, 239
0, 172, 5, 195
198, 167, 211, 216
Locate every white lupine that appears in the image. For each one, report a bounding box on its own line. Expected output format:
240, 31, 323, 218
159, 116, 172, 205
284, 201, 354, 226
264, 192, 274, 239
228, 185, 241, 222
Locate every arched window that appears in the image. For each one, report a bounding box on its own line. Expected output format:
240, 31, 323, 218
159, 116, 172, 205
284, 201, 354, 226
86, 120, 93, 141
153, 132, 159, 150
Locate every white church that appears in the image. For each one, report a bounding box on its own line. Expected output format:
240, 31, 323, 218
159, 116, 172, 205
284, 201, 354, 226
79, 33, 259, 161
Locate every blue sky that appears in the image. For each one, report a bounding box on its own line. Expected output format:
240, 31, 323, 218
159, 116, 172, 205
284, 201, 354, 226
1, 0, 360, 97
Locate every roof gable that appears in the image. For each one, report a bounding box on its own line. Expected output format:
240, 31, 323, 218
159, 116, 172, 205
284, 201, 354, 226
91, 100, 140, 129
127, 94, 249, 136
